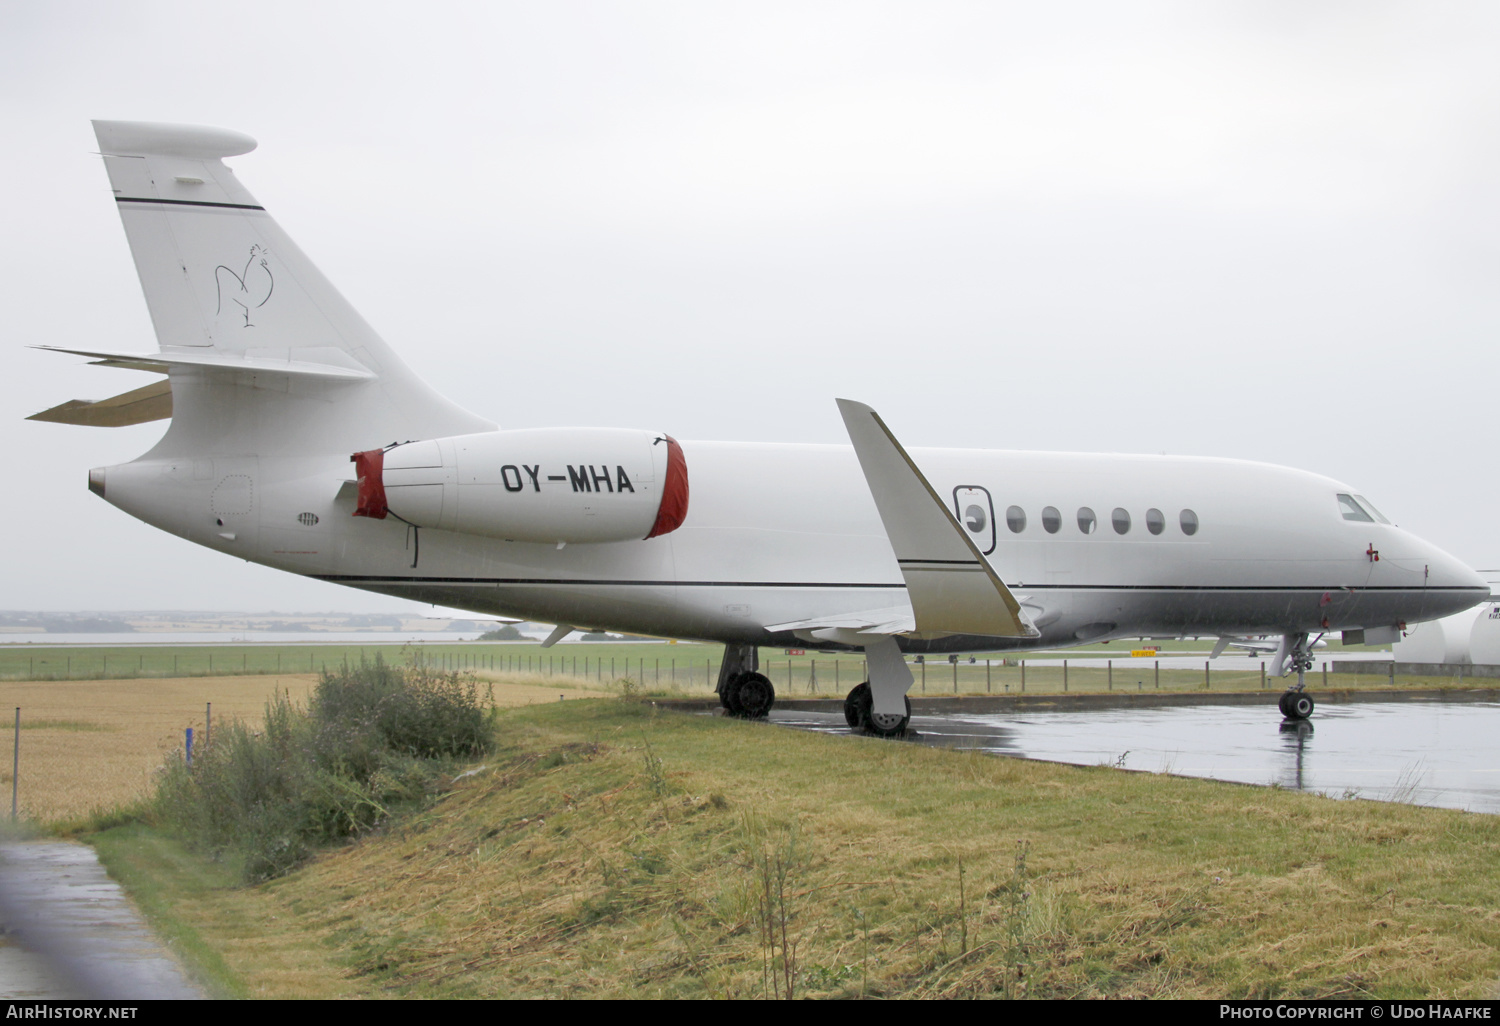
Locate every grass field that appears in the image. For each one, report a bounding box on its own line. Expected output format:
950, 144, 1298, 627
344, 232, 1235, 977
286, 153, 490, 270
0, 631, 1459, 830
83, 695, 1500, 999
0, 675, 317, 824
0, 639, 1462, 829
0, 673, 614, 825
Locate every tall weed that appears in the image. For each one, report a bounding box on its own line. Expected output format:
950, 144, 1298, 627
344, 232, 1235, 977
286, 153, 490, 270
153, 662, 493, 881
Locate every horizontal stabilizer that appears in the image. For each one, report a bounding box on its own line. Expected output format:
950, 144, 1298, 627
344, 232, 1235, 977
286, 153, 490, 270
27, 379, 172, 427
837, 399, 1037, 639
31, 345, 374, 380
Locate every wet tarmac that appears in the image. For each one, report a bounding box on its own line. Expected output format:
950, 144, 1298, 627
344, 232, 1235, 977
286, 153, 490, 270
0, 841, 203, 999
768, 700, 1500, 813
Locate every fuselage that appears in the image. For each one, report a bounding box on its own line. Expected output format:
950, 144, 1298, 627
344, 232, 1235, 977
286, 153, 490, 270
94, 438, 1488, 653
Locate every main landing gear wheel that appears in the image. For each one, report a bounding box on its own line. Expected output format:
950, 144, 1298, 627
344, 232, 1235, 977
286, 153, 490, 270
846, 683, 911, 738
1279, 692, 1315, 720
721, 672, 774, 719
733, 672, 776, 719
843, 683, 869, 727
721, 676, 744, 716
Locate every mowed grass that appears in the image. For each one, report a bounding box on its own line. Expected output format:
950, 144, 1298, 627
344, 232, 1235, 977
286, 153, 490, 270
96, 696, 1500, 999
0, 674, 612, 825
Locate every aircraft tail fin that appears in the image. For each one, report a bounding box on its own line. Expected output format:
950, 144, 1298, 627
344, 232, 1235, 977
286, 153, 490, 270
77, 121, 490, 455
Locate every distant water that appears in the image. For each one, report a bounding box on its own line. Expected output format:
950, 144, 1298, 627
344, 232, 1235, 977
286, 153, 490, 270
0, 631, 539, 647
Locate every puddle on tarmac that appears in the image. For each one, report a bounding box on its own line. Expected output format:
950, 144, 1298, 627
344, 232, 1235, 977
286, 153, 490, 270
768, 701, 1500, 813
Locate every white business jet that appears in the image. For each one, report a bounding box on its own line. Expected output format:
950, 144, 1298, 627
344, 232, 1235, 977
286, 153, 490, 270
31, 122, 1489, 735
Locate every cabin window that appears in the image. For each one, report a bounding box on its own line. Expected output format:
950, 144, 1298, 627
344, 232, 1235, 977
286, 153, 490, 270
1353, 494, 1390, 524
1077, 507, 1097, 534
1006, 505, 1026, 533
1146, 508, 1165, 535
1336, 493, 1373, 522
1042, 506, 1061, 534
1111, 508, 1131, 534
1180, 508, 1199, 535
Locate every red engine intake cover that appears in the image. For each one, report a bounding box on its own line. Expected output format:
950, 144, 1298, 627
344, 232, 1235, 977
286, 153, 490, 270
646, 435, 689, 539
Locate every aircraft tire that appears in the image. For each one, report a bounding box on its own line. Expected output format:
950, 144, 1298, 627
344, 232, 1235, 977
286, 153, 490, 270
844, 683, 869, 728
722, 675, 745, 716
1277, 692, 1291, 717
1286, 693, 1315, 720
736, 672, 776, 719
857, 689, 912, 738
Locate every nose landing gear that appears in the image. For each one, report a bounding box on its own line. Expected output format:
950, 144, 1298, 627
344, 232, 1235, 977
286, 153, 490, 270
1273, 631, 1319, 721
1278, 690, 1315, 720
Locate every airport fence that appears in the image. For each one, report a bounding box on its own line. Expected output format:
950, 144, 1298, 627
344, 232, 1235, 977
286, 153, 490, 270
0, 642, 1448, 697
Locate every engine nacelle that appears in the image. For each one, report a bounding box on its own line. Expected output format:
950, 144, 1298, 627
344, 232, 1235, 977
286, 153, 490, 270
351, 428, 688, 544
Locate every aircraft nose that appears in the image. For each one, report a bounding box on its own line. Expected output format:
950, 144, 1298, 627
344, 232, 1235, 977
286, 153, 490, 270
1418, 544, 1492, 619
1452, 557, 1489, 593
1424, 545, 1488, 591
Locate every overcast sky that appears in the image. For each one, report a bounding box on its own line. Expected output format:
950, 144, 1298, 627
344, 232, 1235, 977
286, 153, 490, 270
4, 1, 1499, 614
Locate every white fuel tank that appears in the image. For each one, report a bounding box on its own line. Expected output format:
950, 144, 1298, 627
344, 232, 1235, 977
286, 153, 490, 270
359, 428, 689, 544
1467, 602, 1500, 665
1393, 608, 1478, 665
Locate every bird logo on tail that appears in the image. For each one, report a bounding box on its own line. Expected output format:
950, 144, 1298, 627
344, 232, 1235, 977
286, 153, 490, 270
214, 244, 275, 327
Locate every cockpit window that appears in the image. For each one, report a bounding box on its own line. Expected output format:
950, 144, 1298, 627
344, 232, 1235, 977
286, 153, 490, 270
1354, 494, 1391, 525
1337, 493, 1374, 523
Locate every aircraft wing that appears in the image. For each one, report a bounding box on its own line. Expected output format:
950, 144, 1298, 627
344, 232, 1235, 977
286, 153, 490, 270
765, 604, 916, 636
1219, 635, 1328, 657
836, 399, 1038, 639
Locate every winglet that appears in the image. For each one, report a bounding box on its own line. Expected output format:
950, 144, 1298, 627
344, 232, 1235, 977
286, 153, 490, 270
837, 399, 1037, 639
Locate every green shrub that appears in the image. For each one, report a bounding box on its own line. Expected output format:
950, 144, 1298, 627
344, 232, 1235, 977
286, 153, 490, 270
152, 662, 493, 882
314, 662, 492, 764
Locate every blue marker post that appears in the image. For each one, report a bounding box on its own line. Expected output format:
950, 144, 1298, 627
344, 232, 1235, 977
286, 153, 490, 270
185, 727, 194, 767
11, 707, 19, 821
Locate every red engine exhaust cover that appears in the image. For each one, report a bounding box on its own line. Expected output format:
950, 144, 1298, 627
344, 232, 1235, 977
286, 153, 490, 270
351, 448, 388, 519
